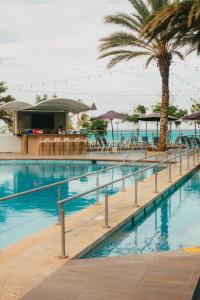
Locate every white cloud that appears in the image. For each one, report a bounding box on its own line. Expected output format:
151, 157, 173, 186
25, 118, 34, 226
0, 0, 198, 116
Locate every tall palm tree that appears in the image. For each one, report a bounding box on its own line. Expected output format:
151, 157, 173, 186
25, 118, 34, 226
99, 0, 184, 151
146, 0, 200, 55
0, 82, 15, 132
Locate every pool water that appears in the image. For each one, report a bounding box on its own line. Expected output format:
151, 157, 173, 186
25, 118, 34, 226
83, 168, 200, 258
0, 160, 155, 248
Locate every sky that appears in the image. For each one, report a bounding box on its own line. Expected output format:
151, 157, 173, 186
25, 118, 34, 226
0, 0, 199, 125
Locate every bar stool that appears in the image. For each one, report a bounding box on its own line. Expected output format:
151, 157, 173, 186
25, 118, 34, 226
54, 138, 63, 155
69, 139, 74, 155
39, 138, 51, 156
80, 139, 87, 154
74, 138, 81, 155
49, 139, 55, 155
63, 138, 70, 155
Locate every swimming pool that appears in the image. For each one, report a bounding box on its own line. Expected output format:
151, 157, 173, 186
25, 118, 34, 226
83, 168, 200, 258
0, 160, 156, 249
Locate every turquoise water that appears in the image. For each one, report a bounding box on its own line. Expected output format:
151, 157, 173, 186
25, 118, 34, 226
89, 129, 199, 143
0, 160, 156, 249
83, 168, 200, 258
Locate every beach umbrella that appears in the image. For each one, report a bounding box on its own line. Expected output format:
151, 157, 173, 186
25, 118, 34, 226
138, 113, 177, 138
95, 110, 129, 143
183, 112, 200, 135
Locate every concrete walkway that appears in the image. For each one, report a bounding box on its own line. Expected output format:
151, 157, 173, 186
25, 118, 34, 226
22, 250, 200, 300
0, 150, 164, 162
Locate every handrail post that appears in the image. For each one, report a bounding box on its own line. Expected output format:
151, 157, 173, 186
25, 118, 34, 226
134, 177, 139, 207
145, 145, 147, 159
187, 151, 190, 169
179, 153, 182, 175
193, 148, 195, 165
96, 174, 100, 205
121, 166, 126, 192
168, 162, 172, 183
103, 187, 110, 229
154, 166, 158, 193
60, 205, 68, 259
57, 186, 61, 225
198, 148, 200, 163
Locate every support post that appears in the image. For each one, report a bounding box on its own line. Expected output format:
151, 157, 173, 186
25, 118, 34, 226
168, 162, 172, 183
134, 178, 139, 207
179, 154, 182, 175
187, 152, 190, 170
96, 174, 100, 205
57, 186, 61, 225
154, 166, 158, 193
104, 187, 110, 228
145, 146, 147, 159
121, 166, 125, 192
193, 149, 195, 166
60, 207, 68, 259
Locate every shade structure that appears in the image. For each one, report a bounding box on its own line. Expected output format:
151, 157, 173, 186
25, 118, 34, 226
183, 112, 200, 120
0, 101, 33, 113
0, 98, 96, 114
138, 113, 178, 138
183, 112, 200, 134
138, 112, 177, 122
95, 110, 129, 143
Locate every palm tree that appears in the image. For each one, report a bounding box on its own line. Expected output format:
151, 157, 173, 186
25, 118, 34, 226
146, 0, 200, 55
0, 82, 15, 132
99, 0, 184, 151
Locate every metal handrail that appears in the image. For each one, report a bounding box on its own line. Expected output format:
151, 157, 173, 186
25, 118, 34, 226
57, 150, 187, 206
123, 142, 148, 162
58, 148, 199, 258
0, 151, 166, 203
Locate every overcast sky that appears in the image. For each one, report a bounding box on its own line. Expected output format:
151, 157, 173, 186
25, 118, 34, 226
0, 0, 199, 121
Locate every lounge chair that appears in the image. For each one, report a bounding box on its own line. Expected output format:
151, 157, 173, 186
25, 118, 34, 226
101, 136, 113, 152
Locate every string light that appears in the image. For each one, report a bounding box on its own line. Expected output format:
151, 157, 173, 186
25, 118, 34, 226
7, 62, 200, 92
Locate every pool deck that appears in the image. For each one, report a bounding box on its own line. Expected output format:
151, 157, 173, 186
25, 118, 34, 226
0, 150, 164, 162
0, 152, 199, 299
22, 250, 200, 300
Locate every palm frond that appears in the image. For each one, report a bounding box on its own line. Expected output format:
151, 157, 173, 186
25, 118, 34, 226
129, 0, 151, 22
145, 55, 156, 67
173, 50, 184, 60
100, 50, 150, 68
104, 14, 140, 31
99, 32, 142, 51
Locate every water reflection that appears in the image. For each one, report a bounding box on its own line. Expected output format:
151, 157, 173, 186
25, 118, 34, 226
84, 171, 200, 258
0, 161, 155, 248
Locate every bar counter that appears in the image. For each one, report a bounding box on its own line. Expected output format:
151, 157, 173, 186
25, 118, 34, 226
20, 134, 87, 155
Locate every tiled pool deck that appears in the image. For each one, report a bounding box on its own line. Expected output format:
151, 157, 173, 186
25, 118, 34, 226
0, 150, 163, 162
22, 250, 200, 300
0, 151, 199, 299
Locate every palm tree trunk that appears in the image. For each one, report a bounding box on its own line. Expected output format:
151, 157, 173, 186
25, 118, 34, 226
157, 57, 171, 152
